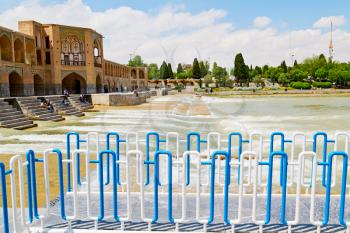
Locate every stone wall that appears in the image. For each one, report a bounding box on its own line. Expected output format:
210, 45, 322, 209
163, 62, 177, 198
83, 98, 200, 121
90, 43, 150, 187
91, 92, 148, 106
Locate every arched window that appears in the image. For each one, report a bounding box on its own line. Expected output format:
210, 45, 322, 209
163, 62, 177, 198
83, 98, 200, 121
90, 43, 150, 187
93, 39, 102, 67
14, 38, 25, 63
61, 35, 85, 66
0, 34, 12, 61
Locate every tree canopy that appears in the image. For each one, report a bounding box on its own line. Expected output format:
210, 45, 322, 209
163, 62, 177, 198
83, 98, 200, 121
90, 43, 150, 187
233, 53, 250, 84
128, 55, 146, 67
159, 61, 169, 80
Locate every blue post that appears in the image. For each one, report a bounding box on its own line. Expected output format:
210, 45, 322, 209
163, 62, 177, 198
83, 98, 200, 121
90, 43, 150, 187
204, 150, 217, 224
0, 163, 10, 233
322, 151, 348, 226
270, 132, 287, 186
214, 151, 232, 225
106, 132, 122, 185
26, 150, 40, 223
186, 132, 203, 185
227, 132, 243, 184
51, 148, 67, 220
97, 150, 119, 222
313, 132, 330, 187
262, 151, 288, 225
144, 150, 174, 224
145, 132, 160, 185
66, 132, 81, 191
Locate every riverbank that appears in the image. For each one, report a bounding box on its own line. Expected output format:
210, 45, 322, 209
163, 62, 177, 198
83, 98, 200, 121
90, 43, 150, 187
201, 88, 350, 97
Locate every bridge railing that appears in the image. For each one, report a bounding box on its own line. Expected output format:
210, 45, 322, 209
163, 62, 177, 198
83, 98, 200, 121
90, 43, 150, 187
1, 131, 350, 233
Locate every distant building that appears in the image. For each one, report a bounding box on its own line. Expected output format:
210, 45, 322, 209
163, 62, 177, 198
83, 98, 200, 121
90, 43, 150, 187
0, 20, 147, 97
181, 64, 192, 70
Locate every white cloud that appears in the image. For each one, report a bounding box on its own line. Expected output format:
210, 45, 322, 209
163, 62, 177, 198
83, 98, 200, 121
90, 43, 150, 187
313, 15, 347, 28
1, 0, 350, 68
253, 16, 272, 28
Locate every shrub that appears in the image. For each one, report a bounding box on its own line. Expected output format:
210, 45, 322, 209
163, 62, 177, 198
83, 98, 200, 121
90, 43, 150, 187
289, 82, 311, 89
312, 81, 332, 88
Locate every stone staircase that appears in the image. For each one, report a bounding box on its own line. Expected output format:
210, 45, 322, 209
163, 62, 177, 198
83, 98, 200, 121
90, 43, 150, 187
17, 97, 65, 122
68, 95, 94, 111
0, 99, 37, 130
45, 96, 84, 117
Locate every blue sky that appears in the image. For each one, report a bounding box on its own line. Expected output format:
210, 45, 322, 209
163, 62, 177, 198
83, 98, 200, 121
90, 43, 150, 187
0, 0, 349, 66
1, 0, 349, 30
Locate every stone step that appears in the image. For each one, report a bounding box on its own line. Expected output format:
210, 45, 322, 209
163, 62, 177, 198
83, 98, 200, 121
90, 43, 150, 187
17, 97, 40, 101
13, 123, 37, 130
65, 111, 84, 117
17, 98, 41, 104
1, 119, 34, 128
0, 105, 14, 111
38, 114, 64, 121
0, 110, 22, 117
19, 102, 43, 108
39, 115, 65, 121
28, 108, 51, 114
0, 117, 28, 125
0, 108, 17, 114
0, 114, 24, 122
0, 99, 38, 130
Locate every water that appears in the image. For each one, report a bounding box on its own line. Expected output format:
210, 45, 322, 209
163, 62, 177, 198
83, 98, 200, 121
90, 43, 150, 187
0, 94, 349, 154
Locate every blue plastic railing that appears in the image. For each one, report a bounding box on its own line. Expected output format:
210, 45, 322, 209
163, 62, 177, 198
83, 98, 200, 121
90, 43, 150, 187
186, 132, 207, 185
0, 162, 10, 233
66, 132, 81, 191
144, 150, 174, 224
2, 131, 350, 231
105, 132, 124, 185
96, 150, 119, 222
50, 148, 67, 220
227, 132, 249, 184
26, 150, 40, 223
313, 132, 335, 187
269, 132, 292, 186
260, 151, 288, 225
322, 151, 348, 226
145, 132, 161, 185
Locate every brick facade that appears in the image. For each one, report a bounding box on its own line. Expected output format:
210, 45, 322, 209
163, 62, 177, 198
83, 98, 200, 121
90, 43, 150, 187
0, 21, 147, 97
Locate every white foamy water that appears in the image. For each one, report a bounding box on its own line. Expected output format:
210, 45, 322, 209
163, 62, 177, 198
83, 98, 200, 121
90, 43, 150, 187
0, 94, 350, 154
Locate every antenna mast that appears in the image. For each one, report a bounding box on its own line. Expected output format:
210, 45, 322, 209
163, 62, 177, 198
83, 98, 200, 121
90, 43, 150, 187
328, 20, 334, 61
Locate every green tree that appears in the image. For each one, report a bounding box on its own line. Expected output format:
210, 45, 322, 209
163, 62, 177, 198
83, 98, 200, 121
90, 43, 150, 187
159, 61, 169, 80
185, 68, 193, 79
289, 69, 308, 82
252, 74, 265, 87
199, 61, 208, 78
168, 63, 174, 79
203, 74, 213, 87
262, 65, 269, 74
254, 66, 262, 75
315, 68, 328, 81
192, 58, 201, 79
128, 55, 146, 67
319, 54, 327, 63
233, 53, 250, 85
280, 60, 288, 73
278, 73, 289, 86
265, 67, 283, 84
177, 63, 183, 74
294, 60, 298, 67
212, 62, 228, 87
147, 63, 159, 80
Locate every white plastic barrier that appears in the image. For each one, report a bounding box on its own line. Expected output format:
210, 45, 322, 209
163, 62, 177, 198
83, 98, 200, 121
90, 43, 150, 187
1, 130, 350, 233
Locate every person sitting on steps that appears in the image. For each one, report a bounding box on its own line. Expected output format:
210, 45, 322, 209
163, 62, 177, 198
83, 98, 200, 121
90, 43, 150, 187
47, 101, 54, 113
79, 94, 87, 103
63, 89, 70, 97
